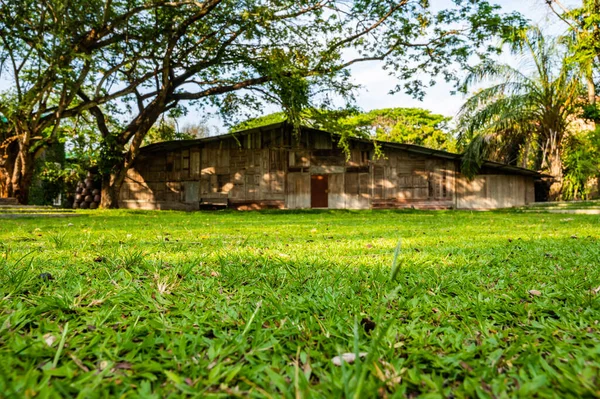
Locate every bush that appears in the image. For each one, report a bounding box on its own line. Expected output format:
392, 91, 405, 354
561, 128, 600, 200
29, 143, 84, 206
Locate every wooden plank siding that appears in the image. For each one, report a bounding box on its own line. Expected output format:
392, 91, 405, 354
118, 125, 536, 210
456, 174, 533, 209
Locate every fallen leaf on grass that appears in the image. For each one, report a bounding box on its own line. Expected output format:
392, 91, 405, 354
87, 299, 105, 307
373, 360, 402, 387
210, 270, 220, 277
70, 354, 89, 372
529, 290, 542, 297
460, 361, 473, 372
332, 352, 368, 366
43, 333, 56, 347
592, 286, 600, 295
114, 362, 132, 370
207, 360, 219, 370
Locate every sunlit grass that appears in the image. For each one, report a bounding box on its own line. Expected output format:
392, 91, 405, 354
1, 209, 599, 397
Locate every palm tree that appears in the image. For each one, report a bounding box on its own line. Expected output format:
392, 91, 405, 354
457, 28, 583, 198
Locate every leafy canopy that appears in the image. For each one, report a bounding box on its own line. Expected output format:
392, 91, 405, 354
546, 0, 600, 118
231, 107, 455, 151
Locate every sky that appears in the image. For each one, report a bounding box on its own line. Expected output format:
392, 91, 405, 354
0, 0, 581, 133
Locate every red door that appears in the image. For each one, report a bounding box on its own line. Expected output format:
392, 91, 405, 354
311, 175, 328, 208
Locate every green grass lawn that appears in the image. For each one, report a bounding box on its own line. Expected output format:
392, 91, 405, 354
1, 209, 600, 398
521, 200, 600, 210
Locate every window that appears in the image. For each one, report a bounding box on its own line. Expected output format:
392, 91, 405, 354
361, 151, 371, 164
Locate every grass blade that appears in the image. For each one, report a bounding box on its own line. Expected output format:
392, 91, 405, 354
52, 322, 69, 368
389, 238, 402, 281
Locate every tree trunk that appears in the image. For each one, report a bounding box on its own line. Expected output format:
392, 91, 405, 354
547, 145, 563, 201
587, 76, 596, 106
96, 93, 170, 209
0, 154, 14, 198
586, 72, 597, 129
100, 166, 128, 209
10, 145, 36, 205
521, 137, 532, 169
0, 167, 9, 198
0, 136, 19, 198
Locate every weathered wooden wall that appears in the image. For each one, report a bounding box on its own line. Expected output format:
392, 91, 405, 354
456, 174, 534, 209
369, 152, 455, 209
119, 126, 536, 210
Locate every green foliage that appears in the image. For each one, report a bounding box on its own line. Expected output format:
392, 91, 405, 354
143, 119, 178, 146
97, 133, 125, 178
1, 210, 600, 396
66, 128, 101, 171
0, 112, 11, 143
232, 108, 455, 151
582, 103, 600, 121
457, 27, 581, 178
29, 143, 82, 206
562, 129, 600, 200
555, 0, 600, 69
341, 108, 456, 151
143, 119, 210, 146
231, 112, 288, 132
546, 0, 600, 119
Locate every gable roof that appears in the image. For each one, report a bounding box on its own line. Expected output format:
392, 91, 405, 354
140, 121, 543, 178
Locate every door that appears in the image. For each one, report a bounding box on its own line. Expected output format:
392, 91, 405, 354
311, 175, 328, 208
184, 182, 200, 203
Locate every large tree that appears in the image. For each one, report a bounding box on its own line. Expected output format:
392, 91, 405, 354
457, 28, 583, 198
2, 0, 525, 207
339, 108, 455, 151
0, 0, 171, 203
546, 0, 599, 115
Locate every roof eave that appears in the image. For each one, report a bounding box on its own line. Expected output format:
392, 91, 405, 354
138, 121, 543, 178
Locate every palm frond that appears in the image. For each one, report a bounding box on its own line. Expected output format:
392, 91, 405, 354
461, 62, 532, 92
461, 133, 493, 178
457, 27, 582, 180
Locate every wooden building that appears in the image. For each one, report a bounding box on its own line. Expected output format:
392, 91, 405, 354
119, 122, 540, 210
